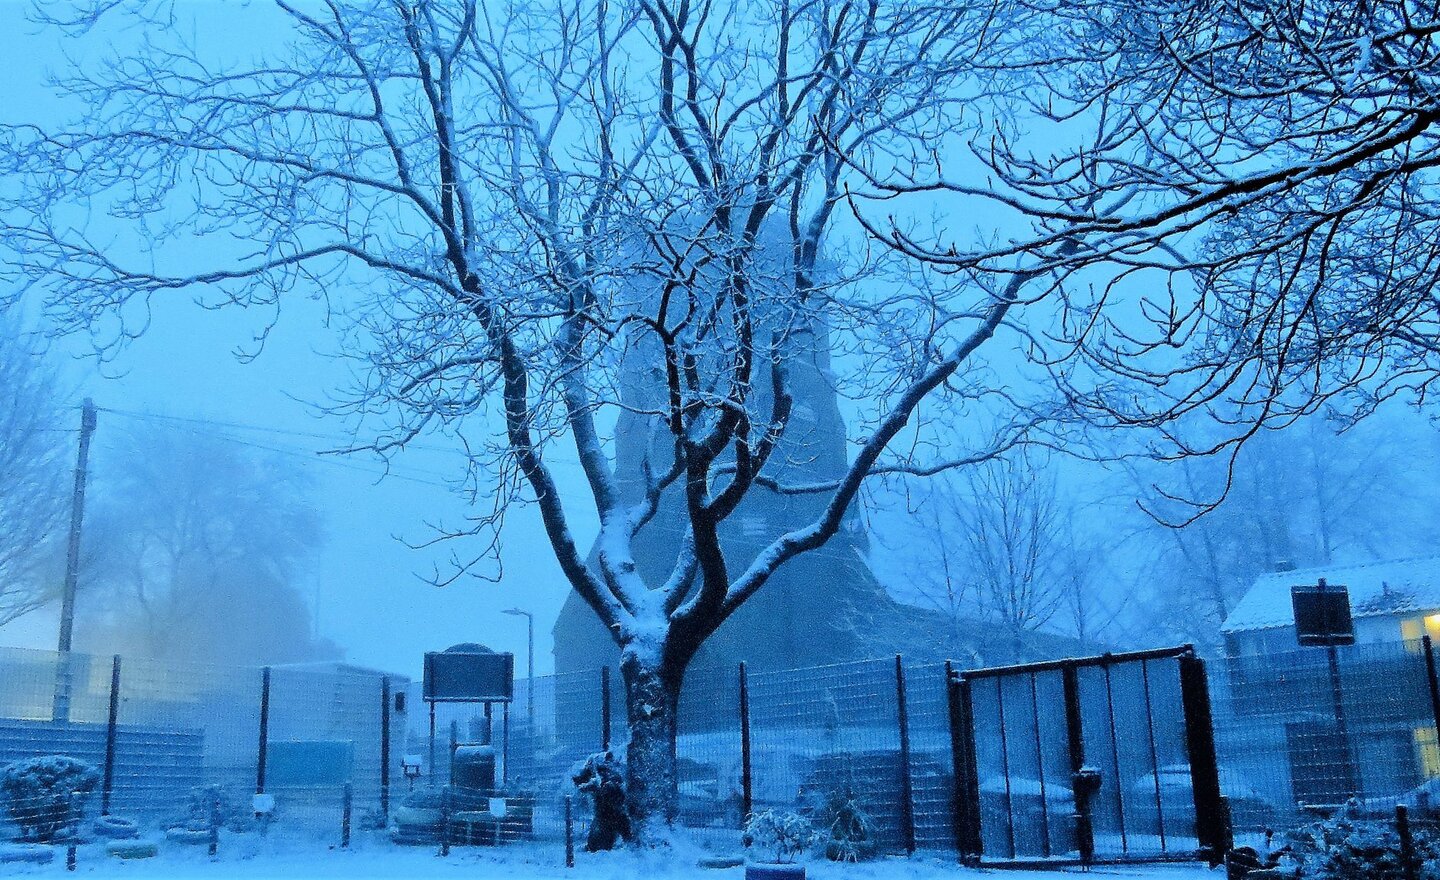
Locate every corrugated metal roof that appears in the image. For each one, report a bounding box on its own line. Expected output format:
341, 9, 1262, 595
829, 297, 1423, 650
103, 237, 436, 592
1222, 557, 1440, 634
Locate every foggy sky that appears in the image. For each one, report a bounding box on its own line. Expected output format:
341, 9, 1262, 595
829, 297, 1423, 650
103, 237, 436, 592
0, 3, 581, 681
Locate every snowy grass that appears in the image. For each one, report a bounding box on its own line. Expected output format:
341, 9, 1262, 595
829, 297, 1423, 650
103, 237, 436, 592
2, 833, 1220, 880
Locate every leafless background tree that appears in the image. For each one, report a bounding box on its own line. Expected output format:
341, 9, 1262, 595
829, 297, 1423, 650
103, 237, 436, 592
0, 307, 69, 629
78, 422, 336, 666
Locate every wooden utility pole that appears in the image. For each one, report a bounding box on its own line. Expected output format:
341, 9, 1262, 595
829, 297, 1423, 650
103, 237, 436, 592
57, 398, 97, 653
52, 399, 96, 723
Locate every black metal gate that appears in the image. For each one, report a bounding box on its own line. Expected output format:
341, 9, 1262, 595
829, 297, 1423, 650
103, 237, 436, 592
946, 646, 1228, 868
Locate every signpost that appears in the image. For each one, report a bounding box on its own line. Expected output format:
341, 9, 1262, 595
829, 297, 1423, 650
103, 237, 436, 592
422, 644, 515, 788
1292, 578, 1357, 801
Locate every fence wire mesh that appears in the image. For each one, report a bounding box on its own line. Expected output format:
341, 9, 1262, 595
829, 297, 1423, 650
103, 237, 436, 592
11, 637, 1435, 866
1213, 639, 1440, 841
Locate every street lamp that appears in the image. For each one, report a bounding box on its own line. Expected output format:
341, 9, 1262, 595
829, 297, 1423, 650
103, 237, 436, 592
501, 608, 535, 730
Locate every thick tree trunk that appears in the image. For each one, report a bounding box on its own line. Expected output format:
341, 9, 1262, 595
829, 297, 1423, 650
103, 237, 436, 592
619, 643, 682, 844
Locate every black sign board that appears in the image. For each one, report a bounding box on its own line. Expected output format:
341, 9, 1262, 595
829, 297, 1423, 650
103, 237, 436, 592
423, 650, 514, 703
1291, 580, 1355, 647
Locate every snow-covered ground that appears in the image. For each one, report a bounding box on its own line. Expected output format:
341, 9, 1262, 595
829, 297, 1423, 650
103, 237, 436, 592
2, 836, 1220, 880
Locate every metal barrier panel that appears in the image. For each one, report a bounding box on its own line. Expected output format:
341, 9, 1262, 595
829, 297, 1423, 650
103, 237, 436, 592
963, 647, 1208, 867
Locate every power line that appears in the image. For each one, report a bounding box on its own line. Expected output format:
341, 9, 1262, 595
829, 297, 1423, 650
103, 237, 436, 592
98, 409, 466, 491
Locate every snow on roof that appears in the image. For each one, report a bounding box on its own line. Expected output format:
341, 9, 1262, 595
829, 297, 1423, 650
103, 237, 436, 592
1222, 557, 1440, 634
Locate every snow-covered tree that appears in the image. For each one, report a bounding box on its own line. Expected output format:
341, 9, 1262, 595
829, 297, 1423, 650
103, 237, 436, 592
901, 0, 1440, 426
2, 0, 1402, 839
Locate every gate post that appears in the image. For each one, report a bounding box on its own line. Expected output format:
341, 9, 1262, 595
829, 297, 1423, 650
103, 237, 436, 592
101, 655, 121, 816
1062, 663, 1096, 867
1179, 653, 1229, 866
895, 655, 917, 855
945, 662, 983, 865
739, 662, 753, 823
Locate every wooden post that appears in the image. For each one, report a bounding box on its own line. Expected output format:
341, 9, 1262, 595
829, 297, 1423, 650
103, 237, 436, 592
101, 655, 121, 816
738, 662, 753, 823
895, 655, 917, 855
256, 667, 271, 794
1179, 654, 1229, 865
1398, 804, 1419, 880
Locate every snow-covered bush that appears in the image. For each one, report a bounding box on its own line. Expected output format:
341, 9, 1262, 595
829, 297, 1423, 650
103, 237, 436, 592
743, 810, 821, 864
0, 755, 100, 842
815, 790, 874, 862
1284, 801, 1440, 880
171, 784, 253, 833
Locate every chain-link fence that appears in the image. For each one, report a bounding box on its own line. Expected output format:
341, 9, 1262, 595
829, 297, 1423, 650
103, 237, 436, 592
1212, 638, 1440, 840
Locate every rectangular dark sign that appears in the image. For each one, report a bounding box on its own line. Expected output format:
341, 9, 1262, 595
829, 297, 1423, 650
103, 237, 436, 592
1292, 583, 1355, 647
423, 651, 514, 703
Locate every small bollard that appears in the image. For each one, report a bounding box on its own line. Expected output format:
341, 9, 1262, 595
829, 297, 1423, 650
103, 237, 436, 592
564, 795, 574, 868
1397, 804, 1419, 880
341, 783, 353, 848
438, 786, 451, 857
66, 789, 79, 871
208, 793, 221, 856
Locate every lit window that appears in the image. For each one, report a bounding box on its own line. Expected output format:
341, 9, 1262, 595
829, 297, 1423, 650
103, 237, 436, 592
1417, 727, 1440, 780
1400, 614, 1440, 652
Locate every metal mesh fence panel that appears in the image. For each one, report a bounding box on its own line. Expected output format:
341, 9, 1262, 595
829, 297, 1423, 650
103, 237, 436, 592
0, 647, 412, 851
748, 658, 908, 853
902, 661, 958, 853
110, 654, 262, 827
1213, 639, 1439, 840
675, 662, 742, 843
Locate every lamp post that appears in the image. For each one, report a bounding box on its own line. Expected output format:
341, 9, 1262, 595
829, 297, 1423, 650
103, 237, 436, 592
502, 608, 535, 730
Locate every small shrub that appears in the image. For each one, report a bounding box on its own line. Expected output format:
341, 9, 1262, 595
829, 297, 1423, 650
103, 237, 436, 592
0, 755, 100, 842
816, 789, 874, 862
1284, 801, 1440, 880
743, 809, 821, 864
172, 784, 254, 833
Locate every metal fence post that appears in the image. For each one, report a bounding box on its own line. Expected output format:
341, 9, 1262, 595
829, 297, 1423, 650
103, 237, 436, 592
381, 675, 392, 822
101, 655, 121, 816
945, 662, 983, 865
895, 655, 917, 855
1062, 663, 1096, 868
739, 661, 753, 823
1398, 804, 1420, 880
256, 666, 271, 795
1421, 636, 1440, 752
564, 794, 575, 867
1178, 653, 1228, 866
342, 782, 353, 848
601, 666, 612, 752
